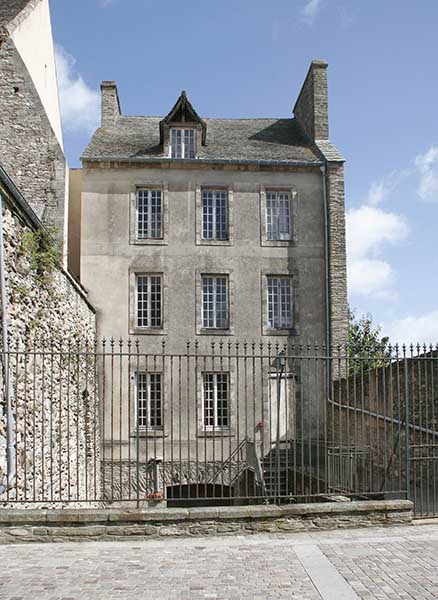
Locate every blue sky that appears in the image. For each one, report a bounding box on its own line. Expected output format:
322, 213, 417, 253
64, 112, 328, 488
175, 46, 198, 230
50, 0, 438, 343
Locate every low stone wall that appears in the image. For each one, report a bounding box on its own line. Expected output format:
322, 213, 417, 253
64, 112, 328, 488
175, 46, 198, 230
0, 500, 413, 543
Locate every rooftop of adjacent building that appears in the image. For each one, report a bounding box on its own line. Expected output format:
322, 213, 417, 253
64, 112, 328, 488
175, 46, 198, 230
0, 0, 34, 29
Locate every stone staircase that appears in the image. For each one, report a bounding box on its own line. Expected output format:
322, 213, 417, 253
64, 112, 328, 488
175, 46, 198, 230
262, 447, 294, 498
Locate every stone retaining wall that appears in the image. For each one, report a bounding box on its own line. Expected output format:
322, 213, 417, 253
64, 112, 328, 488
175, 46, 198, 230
0, 171, 100, 506
0, 500, 413, 543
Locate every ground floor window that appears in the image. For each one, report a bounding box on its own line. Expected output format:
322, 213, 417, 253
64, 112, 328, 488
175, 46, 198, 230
202, 372, 229, 430
137, 372, 162, 428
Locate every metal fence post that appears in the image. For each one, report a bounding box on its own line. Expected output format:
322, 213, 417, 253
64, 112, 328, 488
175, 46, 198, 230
403, 345, 410, 501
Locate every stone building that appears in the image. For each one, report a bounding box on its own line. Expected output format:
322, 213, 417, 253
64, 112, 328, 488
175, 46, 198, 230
0, 0, 100, 505
0, 0, 67, 247
78, 60, 348, 501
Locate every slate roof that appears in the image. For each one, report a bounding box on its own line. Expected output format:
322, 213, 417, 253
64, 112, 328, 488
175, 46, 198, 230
82, 117, 327, 164
0, 0, 32, 28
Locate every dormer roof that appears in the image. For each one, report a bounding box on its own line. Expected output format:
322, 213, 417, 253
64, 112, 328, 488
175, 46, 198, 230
159, 91, 207, 145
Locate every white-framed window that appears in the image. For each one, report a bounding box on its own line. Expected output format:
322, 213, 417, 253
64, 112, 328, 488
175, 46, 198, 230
136, 189, 162, 239
203, 372, 229, 430
267, 276, 293, 329
266, 191, 291, 241
136, 275, 162, 328
170, 128, 196, 159
202, 189, 228, 240
137, 372, 162, 429
202, 275, 229, 329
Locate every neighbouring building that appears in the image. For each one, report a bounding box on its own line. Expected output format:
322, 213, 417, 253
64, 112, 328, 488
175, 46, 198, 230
0, 0, 67, 249
78, 60, 348, 502
0, 0, 100, 506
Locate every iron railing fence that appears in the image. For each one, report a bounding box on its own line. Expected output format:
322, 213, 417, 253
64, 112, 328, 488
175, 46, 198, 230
0, 339, 437, 514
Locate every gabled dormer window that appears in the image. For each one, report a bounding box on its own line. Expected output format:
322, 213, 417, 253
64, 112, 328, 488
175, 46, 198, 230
160, 91, 206, 159
170, 128, 196, 159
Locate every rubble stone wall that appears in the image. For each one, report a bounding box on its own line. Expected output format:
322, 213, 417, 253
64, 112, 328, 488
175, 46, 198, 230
0, 191, 100, 507
0, 34, 66, 234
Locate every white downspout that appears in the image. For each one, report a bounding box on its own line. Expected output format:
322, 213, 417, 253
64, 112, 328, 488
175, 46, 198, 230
0, 193, 16, 494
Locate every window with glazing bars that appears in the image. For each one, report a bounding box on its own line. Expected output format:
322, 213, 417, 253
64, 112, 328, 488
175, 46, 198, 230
266, 191, 291, 240
136, 189, 162, 239
202, 276, 229, 329
267, 276, 293, 329
202, 190, 228, 240
170, 128, 196, 158
137, 373, 162, 428
136, 275, 162, 328
203, 373, 229, 429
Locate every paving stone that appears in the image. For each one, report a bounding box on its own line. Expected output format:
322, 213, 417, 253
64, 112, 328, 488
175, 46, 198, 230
0, 524, 437, 598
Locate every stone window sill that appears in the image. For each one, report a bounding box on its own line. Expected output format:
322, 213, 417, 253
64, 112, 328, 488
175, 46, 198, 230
263, 327, 299, 337
197, 430, 233, 438
130, 430, 167, 438
197, 328, 234, 336
131, 238, 168, 246
130, 328, 167, 336
261, 239, 296, 247
197, 239, 233, 246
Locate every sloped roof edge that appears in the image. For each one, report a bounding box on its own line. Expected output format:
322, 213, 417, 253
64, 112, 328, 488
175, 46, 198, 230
0, 0, 42, 34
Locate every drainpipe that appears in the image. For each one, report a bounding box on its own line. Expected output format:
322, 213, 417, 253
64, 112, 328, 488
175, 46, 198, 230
0, 193, 16, 495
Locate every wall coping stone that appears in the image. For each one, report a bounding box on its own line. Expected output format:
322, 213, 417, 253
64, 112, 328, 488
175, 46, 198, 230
0, 500, 413, 527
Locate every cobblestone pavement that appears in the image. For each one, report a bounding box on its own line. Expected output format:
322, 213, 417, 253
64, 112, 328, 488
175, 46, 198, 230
0, 523, 437, 599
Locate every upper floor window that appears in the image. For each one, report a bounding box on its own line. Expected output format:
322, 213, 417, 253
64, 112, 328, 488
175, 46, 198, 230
266, 191, 291, 241
267, 276, 293, 329
137, 372, 162, 429
202, 189, 228, 240
170, 128, 196, 159
202, 275, 229, 329
136, 274, 162, 328
136, 189, 162, 239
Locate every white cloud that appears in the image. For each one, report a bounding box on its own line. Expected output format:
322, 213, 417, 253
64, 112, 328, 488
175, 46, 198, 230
302, 0, 321, 22
348, 258, 395, 297
383, 311, 438, 345
55, 45, 100, 134
365, 180, 387, 206
347, 205, 408, 261
346, 189, 409, 298
415, 146, 438, 202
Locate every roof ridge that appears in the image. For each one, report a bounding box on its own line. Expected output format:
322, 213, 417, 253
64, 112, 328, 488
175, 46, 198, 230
119, 116, 290, 122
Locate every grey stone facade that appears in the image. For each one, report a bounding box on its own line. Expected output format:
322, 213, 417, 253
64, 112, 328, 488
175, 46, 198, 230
0, 15, 66, 235
79, 60, 348, 489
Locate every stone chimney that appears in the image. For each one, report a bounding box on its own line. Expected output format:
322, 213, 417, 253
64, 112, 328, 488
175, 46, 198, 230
101, 81, 121, 127
293, 60, 329, 141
